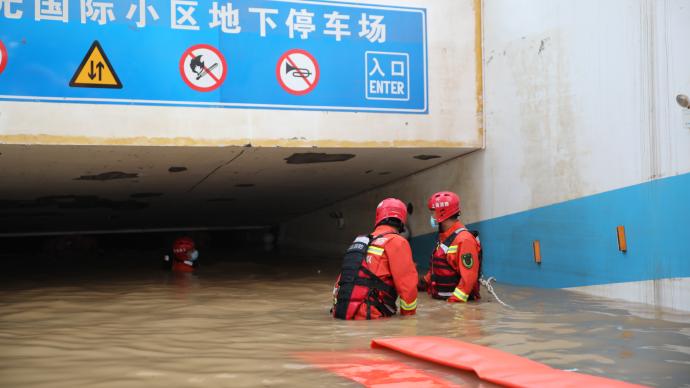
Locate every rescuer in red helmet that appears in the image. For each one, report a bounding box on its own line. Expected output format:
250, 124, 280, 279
164, 236, 199, 273
332, 198, 419, 320
421, 191, 482, 302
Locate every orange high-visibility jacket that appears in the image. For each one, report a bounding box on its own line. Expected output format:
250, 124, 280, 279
333, 225, 419, 319
424, 221, 481, 302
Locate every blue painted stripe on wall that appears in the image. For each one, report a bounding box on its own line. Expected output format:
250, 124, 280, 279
410, 172, 690, 288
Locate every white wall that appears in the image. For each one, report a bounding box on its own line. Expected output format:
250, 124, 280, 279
282, 0, 690, 312
477, 0, 690, 221
567, 278, 690, 313
0, 0, 482, 149
285, 0, 690, 246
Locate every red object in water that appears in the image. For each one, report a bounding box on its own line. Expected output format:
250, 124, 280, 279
371, 336, 647, 388
172, 236, 195, 272
172, 261, 194, 273
295, 351, 461, 388
172, 237, 195, 260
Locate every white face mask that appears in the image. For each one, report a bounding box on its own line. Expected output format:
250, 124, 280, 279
189, 250, 199, 261
429, 216, 438, 229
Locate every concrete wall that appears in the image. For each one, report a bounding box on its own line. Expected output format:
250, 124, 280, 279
0, 0, 482, 149
282, 0, 690, 312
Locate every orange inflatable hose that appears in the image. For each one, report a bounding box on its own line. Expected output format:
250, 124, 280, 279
295, 351, 462, 388
371, 336, 647, 388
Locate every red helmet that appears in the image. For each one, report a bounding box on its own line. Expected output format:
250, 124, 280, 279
172, 237, 195, 260
374, 198, 408, 226
428, 191, 460, 223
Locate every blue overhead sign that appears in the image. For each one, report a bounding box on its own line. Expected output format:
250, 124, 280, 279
0, 0, 427, 114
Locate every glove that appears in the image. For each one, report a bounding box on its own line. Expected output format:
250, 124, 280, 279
447, 295, 465, 303
417, 277, 428, 291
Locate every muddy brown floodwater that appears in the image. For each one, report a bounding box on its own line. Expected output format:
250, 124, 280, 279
0, 252, 688, 387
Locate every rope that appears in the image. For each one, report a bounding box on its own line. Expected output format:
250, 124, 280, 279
479, 276, 513, 309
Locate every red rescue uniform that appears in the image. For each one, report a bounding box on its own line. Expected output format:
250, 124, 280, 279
424, 221, 481, 302
170, 236, 197, 273
172, 260, 194, 273
333, 225, 419, 319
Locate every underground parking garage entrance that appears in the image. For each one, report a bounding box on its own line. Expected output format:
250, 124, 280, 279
1, 144, 689, 387
0, 143, 490, 387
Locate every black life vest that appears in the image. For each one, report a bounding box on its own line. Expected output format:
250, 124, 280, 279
333, 233, 398, 320
430, 228, 482, 299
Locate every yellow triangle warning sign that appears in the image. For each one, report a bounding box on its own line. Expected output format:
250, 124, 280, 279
69, 40, 122, 89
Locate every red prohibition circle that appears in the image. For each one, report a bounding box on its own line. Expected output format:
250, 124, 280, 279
179, 44, 227, 92
276, 49, 320, 96
0, 40, 7, 76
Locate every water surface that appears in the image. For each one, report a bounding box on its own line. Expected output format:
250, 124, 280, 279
0, 252, 688, 387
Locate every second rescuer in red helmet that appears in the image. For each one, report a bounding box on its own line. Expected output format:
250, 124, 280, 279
164, 236, 199, 273
332, 198, 418, 320
421, 191, 482, 302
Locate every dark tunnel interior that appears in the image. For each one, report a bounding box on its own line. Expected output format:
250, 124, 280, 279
0, 227, 337, 283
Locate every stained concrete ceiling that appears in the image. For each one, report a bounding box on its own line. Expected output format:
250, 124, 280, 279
0, 144, 473, 235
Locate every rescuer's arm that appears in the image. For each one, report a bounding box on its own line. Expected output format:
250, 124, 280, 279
162, 253, 173, 270
387, 237, 419, 315
418, 269, 431, 291
446, 234, 480, 303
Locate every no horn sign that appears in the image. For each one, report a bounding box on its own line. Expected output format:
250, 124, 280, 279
276, 49, 320, 96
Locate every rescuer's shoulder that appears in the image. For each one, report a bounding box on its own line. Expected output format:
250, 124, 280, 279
384, 233, 412, 251
455, 230, 479, 246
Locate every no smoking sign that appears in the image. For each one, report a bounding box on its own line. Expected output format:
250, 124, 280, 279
276, 49, 319, 95
180, 44, 227, 92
